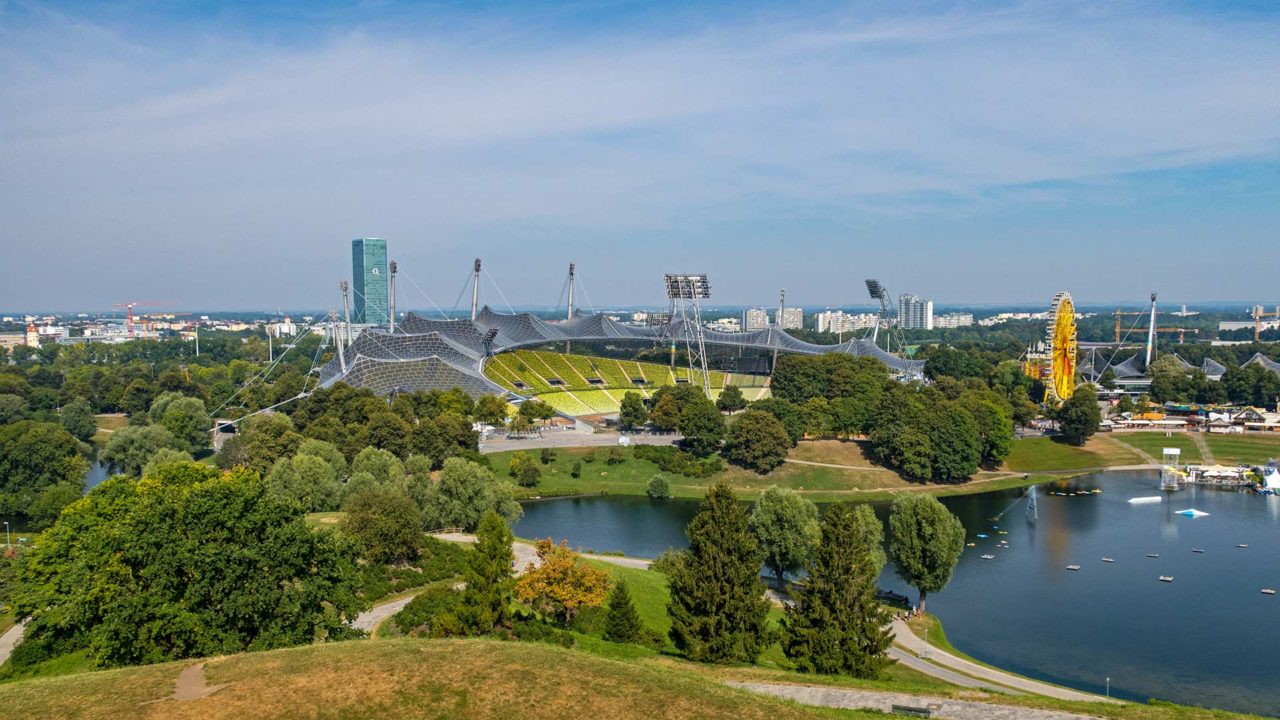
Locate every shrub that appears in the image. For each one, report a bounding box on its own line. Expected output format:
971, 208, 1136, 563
511, 617, 575, 648
633, 444, 722, 478
540, 448, 556, 465
646, 474, 672, 500
570, 461, 582, 478
395, 584, 464, 636
603, 581, 643, 643
606, 447, 624, 465
516, 462, 541, 488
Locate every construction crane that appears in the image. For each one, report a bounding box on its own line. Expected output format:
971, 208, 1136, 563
1115, 307, 1165, 343
1255, 305, 1280, 342
112, 301, 173, 338
1154, 327, 1200, 344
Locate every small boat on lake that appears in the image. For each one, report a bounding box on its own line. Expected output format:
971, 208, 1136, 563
1102, 558, 1115, 563
1192, 548, 1205, 554
1237, 544, 1249, 549
1067, 564, 1081, 571
1262, 589, 1276, 595
981, 554, 995, 560
1159, 576, 1174, 582
1147, 554, 1160, 558
1129, 496, 1162, 504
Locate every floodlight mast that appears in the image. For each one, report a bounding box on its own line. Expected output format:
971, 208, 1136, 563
664, 274, 712, 398
471, 258, 482, 322
864, 278, 904, 355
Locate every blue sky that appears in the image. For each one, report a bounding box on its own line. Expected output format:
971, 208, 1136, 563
1, 1, 1278, 312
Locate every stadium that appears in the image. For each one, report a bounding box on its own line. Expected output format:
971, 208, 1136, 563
317, 262, 925, 417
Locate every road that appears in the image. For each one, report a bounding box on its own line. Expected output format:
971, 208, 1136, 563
0, 622, 26, 667
726, 682, 1102, 720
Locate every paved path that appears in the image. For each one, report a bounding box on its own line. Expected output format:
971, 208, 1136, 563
890, 619, 1116, 704
726, 682, 1101, 720
1191, 432, 1215, 464
351, 534, 543, 634
1106, 437, 1158, 465
886, 647, 1011, 692
0, 621, 26, 666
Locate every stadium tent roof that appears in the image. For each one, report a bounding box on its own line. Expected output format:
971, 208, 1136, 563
1243, 353, 1280, 377
321, 307, 925, 397
1111, 353, 1146, 379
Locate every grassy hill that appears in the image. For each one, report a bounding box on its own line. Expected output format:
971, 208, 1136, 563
484, 349, 768, 416
0, 638, 881, 720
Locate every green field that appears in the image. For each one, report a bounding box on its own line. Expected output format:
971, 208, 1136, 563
1002, 435, 1144, 472
1115, 432, 1202, 463
1202, 433, 1280, 465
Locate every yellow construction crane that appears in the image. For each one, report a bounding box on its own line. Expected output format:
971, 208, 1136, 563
1154, 327, 1199, 344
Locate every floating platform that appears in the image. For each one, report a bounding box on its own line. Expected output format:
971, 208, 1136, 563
1159, 576, 1175, 583
1129, 496, 1163, 504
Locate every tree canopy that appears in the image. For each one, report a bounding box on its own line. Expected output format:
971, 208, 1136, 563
888, 493, 965, 612
748, 485, 819, 588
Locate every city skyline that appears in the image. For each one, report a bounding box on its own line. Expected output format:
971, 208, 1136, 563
2, 1, 1279, 311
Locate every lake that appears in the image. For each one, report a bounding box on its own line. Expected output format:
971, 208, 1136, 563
515, 472, 1280, 716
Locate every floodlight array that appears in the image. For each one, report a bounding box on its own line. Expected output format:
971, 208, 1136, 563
665, 274, 711, 299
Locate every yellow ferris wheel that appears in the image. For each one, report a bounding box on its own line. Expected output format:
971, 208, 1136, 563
1044, 291, 1078, 403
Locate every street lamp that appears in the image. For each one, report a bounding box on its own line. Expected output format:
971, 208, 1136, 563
1105, 677, 1110, 698
3, 521, 9, 549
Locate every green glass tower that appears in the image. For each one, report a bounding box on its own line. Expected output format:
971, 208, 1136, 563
351, 238, 389, 325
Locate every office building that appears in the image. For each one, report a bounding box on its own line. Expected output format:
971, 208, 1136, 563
933, 312, 974, 329
898, 294, 933, 330
775, 307, 804, 330
352, 238, 389, 325
743, 307, 769, 332
816, 310, 879, 334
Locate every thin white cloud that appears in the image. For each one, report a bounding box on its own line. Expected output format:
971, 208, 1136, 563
0, 2, 1277, 309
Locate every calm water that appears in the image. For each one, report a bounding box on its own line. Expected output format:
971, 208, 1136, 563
516, 473, 1280, 716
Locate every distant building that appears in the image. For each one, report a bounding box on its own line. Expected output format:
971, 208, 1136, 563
743, 307, 769, 331
775, 307, 803, 330
707, 317, 742, 333
351, 238, 389, 325
933, 312, 974, 329
898, 294, 933, 330
0, 333, 26, 352
815, 310, 878, 334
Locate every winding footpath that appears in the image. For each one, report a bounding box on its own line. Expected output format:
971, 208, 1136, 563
727, 682, 1101, 720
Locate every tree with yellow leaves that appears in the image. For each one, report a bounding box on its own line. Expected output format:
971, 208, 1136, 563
515, 539, 611, 626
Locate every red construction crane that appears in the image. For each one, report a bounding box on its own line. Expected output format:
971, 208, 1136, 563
112, 301, 173, 338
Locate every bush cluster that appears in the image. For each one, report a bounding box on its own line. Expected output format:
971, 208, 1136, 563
633, 445, 723, 478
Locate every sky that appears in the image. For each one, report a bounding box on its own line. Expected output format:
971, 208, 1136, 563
1, 0, 1278, 314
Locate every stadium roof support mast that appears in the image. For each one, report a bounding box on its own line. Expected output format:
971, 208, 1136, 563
1146, 291, 1158, 367
388, 260, 398, 333
772, 288, 785, 370
339, 280, 353, 349
471, 258, 482, 322
665, 273, 712, 398
566, 262, 576, 354
331, 310, 346, 375
864, 279, 905, 355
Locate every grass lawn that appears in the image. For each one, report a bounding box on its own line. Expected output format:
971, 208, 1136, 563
1002, 435, 1143, 473
582, 560, 672, 644
91, 413, 129, 445
1115, 432, 1202, 463
303, 511, 346, 530
0, 639, 887, 720
1202, 433, 1280, 465
787, 440, 877, 467
492, 446, 1058, 503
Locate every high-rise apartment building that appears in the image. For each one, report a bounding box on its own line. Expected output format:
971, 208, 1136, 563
897, 294, 933, 330
933, 312, 974, 329
743, 307, 769, 331
775, 307, 804, 330
351, 238, 389, 325
816, 310, 879, 334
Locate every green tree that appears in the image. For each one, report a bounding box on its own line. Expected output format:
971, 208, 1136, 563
645, 474, 671, 499
457, 510, 515, 635
888, 494, 965, 612
59, 396, 97, 442
0, 394, 30, 425
723, 410, 792, 473
296, 438, 348, 480
748, 398, 804, 445
237, 412, 305, 475
927, 404, 982, 482
678, 398, 725, 457
419, 457, 522, 531
141, 447, 195, 477
619, 391, 649, 430
518, 399, 556, 425
364, 412, 411, 458
1058, 385, 1102, 446
266, 453, 342, 512
716, 385, 747, 413
28, 482, 83, 529
749, 485, 819, 589
156, 396, 211, 454
474, 395, 510, 427
100, 424, 181, 478
10, 463, 364, 668
649, 393, 681, 432
603, 580, 643, 643
783, 503, 893, 677
351, 446, 405, 487
341, 487, 423, 564
667, 483, 771, 663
